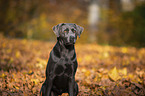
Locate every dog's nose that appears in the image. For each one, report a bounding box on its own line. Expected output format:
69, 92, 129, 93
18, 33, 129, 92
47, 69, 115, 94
70, 36, 75, 42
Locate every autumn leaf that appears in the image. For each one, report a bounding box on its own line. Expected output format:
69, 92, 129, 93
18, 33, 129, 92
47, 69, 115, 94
15, 51, 21, 58
1, 73, 6, 78
81, 67, 87, 73
108, 67, 121, 81
121, 47, 128, 53
128, 73, 134, 79
77, 57, 82, 62
31, 79, 39, 85
0, 35, 145, 96
130, 56, 135, 61
2, 43, 6, 48
119, 68, 127, 76
84, 55, 92, 62
103, 52, 109, 58
15, 86, 19, 90
85, 70, 91, 77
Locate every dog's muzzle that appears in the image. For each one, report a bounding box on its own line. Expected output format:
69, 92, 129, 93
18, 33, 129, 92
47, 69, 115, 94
70, 36, 75, 43
64, 36, 76, 45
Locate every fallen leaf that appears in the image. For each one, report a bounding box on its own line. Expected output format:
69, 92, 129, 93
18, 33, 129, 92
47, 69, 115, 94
108, 67, 121, 81
15, 51, 21, 58
119, 68, 127, 76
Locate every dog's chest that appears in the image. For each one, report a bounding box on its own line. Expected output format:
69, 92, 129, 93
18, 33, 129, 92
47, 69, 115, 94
54, 58, 73, 77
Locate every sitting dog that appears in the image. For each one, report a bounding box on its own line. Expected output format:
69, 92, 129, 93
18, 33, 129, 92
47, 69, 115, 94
40, 23, 83, 96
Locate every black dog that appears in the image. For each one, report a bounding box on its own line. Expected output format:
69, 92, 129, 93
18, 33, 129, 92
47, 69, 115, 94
40, 23, 83, 96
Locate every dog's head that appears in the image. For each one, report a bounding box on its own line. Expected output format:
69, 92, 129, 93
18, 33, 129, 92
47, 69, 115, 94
52, 23, 83, 45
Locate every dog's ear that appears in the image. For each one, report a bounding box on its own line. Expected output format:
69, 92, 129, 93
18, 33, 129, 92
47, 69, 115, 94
52, 23, 65, 37
75, 24, 84, 38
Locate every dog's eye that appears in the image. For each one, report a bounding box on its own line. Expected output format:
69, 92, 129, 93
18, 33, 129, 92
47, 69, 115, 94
73, 30, 76, 33
72, 29, 76, 33
64, 28, 69, 33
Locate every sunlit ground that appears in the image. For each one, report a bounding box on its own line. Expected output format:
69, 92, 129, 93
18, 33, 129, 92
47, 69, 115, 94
0, 35, 145, 96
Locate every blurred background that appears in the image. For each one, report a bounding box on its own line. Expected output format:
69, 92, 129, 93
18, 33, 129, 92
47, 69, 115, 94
0, 0, 145, 47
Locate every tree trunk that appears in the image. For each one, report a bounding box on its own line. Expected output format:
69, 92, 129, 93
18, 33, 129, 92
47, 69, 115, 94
88, 0, 100, 43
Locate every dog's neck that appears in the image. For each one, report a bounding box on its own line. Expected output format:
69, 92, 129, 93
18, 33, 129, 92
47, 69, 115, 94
51, 40, 76, 62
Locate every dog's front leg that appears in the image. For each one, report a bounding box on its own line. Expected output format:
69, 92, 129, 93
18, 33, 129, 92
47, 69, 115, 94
68, 77, 75, 96
45, 76, 53, 96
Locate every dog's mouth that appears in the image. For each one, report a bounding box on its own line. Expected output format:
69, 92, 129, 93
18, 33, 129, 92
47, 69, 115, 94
59, 37, 76, 45
65, 40, 76, 45
65, 42, 75, 45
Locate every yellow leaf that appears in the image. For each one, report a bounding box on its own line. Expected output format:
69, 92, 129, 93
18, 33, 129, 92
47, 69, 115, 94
119, 68, 127, 76
36, 63, 44, 69
77, 57, 82, 62
1, 73, 6, 78
9, 57, 14, 63
81, 68, 87, 72
103, 52, 109, 58
85, 70, 91, 77
85, 79, 91, 84
128, 73, 134, 79
122, 47, 128, 53
130, 56, 135, 61
92, 68, 96, 72
122, 60, 129, 66
108, 67, 121, 81
32, 87, 37, 93
15, 86, 19, 90
6, 49, 11, 53
15, 51, 21, 58
2, 43, 6, 48
28, 70, 33, 74
94, 75, 98, 82
31, 79, 39, 85
102, 75, 108, 79
22, 39, 27, 44
137, 78, 142, 83
94, 74, 102, 82
84, 55, 92, 62
36, 58, 47, 64
100, 86, 106, 90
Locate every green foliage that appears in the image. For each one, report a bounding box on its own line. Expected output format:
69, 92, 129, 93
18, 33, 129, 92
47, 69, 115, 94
104, 3, 145, 47
120, 3, 145, 47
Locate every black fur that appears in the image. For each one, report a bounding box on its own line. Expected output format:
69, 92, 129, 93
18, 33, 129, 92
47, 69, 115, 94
40, 23, 83, 96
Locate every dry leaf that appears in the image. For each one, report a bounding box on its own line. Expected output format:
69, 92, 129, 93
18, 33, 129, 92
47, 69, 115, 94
108, 67, 121, 81
119, 68, 127, 76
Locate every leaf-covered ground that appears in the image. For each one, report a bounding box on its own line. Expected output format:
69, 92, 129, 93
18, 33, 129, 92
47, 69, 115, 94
0, 35, 145, 96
